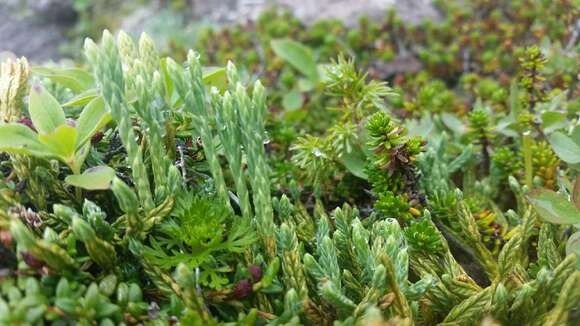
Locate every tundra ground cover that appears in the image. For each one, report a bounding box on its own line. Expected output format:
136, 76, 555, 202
0, 1, 579, 325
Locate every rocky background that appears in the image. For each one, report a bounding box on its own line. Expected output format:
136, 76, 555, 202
0, 0, 439, 62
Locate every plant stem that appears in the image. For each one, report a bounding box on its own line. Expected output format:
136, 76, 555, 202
522, 132, 533, 188
69, 162, 82, 203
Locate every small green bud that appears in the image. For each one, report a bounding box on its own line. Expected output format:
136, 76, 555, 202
72, 217, 117, 270
226, 60, 239, 85
85, 283, 100, 308
42, 227, 59, 242
83, 38, 99, 63
128, 283, 142, 302
56, 297, 77, 315
138, 32, 159, 71
56, 278, 71, 298
117, 31, 137, 64
111, 178, 139, 213
10, 220, 35, 249
258, 258, 280, 289
53, 204, 81, 225
116, 283, 129, 306
99, 274, 118, 297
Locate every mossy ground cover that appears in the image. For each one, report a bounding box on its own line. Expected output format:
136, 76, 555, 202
0, 1, 579, 325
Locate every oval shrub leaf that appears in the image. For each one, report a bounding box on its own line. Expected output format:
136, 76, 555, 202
440, 113, 466, 135
62, 89, 99, 107
38, 125, 78, 160
541, 111, 567, 134
566, 231, 580, 268
0, 124, 47, 157
65, 166, 116, 190
574, 175, 580, 210
29, 84, 66, 135
271, 39, 318, 82
572, 125, 580, 145
76, 97, 111, 150
566, 231, 580, 254
547, 132, 580, 164
527, 189, 580, 224
282, 89, 304, 111
33, 66, 95, 93
340, 149, 368, 179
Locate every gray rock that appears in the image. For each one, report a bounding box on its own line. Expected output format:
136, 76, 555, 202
0, 0, 440, 63
191, 0, 440, 26
0, 4, 69, 62
28, 0, 77, 24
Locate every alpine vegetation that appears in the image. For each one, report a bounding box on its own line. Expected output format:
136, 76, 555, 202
0, 1, 579, 324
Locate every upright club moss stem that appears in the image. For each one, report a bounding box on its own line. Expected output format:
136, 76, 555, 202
522, 132, 533, 189
214, 90, 252, 219
167, 52, 232, 213
84, 31, 154, 212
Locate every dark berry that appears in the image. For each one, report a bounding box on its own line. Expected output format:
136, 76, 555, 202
232, 279, 252, 299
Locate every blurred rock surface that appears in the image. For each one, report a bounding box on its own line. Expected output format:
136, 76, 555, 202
0, 0, 439, 62
0, 0, 75, 62
190, 0, 439, 26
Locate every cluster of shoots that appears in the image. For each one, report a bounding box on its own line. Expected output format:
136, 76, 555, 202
0, 0, 579, 324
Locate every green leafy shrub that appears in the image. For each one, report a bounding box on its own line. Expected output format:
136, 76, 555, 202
0, 1, 579, 324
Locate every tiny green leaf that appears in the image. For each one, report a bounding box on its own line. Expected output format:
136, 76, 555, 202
527, 189, 580, 225
160, 58, 174, 92
271, 39, 318, 82
297, 78, 316, 92
440, 113, 466, 135
340, 147, 368, 179
547, 131, 580, 164
28, 84, 66, 135
65, 166, 116, 190
282, 89, 304, 111
202, 67, 227, 91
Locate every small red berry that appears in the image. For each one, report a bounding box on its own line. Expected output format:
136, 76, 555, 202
22, 252, 44, 269
91, 131, 104, 145
232, 279, 252, 299
248, 265, 262, 283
